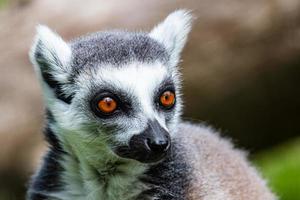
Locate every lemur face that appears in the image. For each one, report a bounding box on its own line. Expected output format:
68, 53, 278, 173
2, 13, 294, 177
31, 10, 192, 164
77, 61, 177, 163
75, 60, 177, 163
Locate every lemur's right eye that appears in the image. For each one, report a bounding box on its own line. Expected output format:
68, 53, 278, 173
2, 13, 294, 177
159, 90, 176, 109
98, 97, 117, 114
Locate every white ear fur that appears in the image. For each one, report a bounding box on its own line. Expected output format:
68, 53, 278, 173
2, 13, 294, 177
30, 25, 72, 83
149, 10, 193, 68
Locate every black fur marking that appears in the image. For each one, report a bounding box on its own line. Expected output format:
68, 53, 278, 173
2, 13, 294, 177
90, 90, 133, 119
44, 110, 64, 153
154, 78, 177, 123
86, 83, 140, 121
34, 41, 73, 104
138, 141, 191, 200
27, 192, 49, 200
27, 148, 64, 197
70, 31, 169, 73
27, 110, 66, 199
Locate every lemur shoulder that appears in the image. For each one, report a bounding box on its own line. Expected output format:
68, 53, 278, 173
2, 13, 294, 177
27, 10, 276, 200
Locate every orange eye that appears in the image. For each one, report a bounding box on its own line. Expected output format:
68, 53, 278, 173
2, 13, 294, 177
97, 97, 117, 114
160, 90, 175, 108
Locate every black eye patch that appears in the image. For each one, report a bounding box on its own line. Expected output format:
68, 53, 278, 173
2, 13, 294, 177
89, 86, 134, 119
154, 78, 176, 110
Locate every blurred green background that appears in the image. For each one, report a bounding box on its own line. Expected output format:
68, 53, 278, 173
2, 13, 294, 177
0, 0, 299, 199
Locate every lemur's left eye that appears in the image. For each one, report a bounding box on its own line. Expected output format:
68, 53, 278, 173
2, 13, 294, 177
159, 90, 175, 109
98, 97, 117, 114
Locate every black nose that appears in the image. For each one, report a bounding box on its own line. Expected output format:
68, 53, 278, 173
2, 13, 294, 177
146, 138, 170, 154
115, 120, 171, 163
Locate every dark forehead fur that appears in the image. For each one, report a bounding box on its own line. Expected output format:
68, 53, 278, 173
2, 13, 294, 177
70, 31, 169, 71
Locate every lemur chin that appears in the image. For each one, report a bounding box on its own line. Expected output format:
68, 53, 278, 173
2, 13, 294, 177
27, 10, 276, 200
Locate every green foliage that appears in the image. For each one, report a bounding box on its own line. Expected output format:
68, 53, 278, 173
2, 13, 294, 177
0, 0, 8, 9
255, 138, 300, 200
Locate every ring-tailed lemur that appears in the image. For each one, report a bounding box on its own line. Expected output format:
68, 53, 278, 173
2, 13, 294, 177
27, 10, 276, 200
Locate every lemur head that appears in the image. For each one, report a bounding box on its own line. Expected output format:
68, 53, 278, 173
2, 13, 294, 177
31, 10, 192, 164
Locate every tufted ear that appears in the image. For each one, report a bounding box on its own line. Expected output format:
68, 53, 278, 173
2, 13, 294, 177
149, 10, 193, 68
30, 25, 73, 104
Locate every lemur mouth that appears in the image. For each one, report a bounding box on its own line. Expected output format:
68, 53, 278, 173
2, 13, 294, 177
114, 143, 170, 163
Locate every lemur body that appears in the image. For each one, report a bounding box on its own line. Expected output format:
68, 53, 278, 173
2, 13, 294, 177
28, 10, 276, 200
